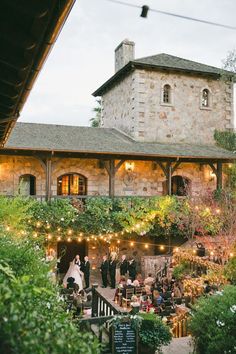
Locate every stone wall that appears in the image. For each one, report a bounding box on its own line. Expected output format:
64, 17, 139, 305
102, 68, 234, 144
0, 155, 217, 197
101, 71, 139, 136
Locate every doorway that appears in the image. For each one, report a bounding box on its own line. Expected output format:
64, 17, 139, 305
57, 240, 87, 274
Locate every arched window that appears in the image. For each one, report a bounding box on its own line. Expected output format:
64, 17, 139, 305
201, 88, 210, 108
19, 174, 36, 195
57, 173, 87, 196
171, 176, 190, 196
162, 84, 171, 104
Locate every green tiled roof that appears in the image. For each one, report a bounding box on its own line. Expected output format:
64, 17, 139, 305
3, 122, 236, 161
93, 53, 234, 96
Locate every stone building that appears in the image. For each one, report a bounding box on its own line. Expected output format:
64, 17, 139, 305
0, 40, 235, 270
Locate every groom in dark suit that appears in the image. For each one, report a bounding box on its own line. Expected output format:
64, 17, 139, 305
82, 256, 90, 289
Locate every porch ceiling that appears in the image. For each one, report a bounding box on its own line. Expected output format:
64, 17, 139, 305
0, 0, 75, 147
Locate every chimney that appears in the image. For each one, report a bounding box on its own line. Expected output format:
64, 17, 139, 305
115, 39, 135, 73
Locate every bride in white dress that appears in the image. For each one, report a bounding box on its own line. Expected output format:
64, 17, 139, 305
63, 255, 83, 290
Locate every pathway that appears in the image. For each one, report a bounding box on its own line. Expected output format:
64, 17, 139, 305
161, 337, 194, 354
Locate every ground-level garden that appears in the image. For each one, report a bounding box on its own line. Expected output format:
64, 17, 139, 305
0, 192, 236, 353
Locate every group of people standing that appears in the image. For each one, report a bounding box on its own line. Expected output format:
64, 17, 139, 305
100, 254, 137, 288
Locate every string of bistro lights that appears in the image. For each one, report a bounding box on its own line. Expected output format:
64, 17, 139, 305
106, 0, 236, 30
4, 204, 229, 255
3, 204, 226, 253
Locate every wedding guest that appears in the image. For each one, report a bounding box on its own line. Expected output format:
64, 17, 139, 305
128, 258, 137, 281
152, 290, 164, 306
130, 295, 140, 314
100, 255, 109, 288
113, 276, 126, 301
132, 279, 140, 287
120, 254, 128, 276
144, 273, 155, 287
136, 273, 144, 285
109, 255, 117, 289
122, 278, 134, 297
172, 283, 182, 298
83, 256, 90, 289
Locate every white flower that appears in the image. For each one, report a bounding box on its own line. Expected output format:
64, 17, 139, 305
3, 317, 8, 322
46, 302, 51, 309
216, 320, 225, 327
230, 305, 236, 313
61, 218, 64, 221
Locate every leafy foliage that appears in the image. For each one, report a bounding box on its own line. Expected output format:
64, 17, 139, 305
224, 256, 236, 284
139, 312, 171, 351
214, 130, 236, 191
90, 99, 102, 127
190, 286, 236, 354
0, 234, 100, 354
172, 261, 190, 280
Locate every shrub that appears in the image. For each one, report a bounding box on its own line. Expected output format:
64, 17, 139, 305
224, 257, 236, 285
189, 286, 236, 354
0, 234, 100, 354
139, 313, 172, 351
172, 261, 189, 280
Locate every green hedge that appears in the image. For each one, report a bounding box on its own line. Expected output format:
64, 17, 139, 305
190, 286, 236, 354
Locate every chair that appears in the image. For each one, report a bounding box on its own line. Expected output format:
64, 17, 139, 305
135, 287, 143, 297
122, 287, 134, 308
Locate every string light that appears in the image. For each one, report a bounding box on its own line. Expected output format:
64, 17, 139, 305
46, 224, 50, 229
57, 228, 61, 232
160, 245, 165, 251
6, 226, 10, 231
229, 252, 234, 258
216, 209, 221, 214
48, 234, 52, 240
78, 237, 82, 242
130, 241, 134, 247
174, 247, 179, 252
36, 222, 41, 228
67, 237, 71, 242
117, 240, 120, 244
68, 229, 73, 235
33, 232, 38, 238
210, 251, 214, 256
57, 236, 61, 241
145, 243, 149, 249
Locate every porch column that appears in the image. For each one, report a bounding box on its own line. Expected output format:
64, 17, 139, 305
104, 159, 125, 197
166, 162, 172, 195
216, 161, 223, 190
46, 158, 52, 201
109, 159, 115, 198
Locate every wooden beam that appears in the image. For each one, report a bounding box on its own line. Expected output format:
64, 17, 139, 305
172, 161, 181, 173
45, 158, 52, 201
208, 162, 217, 175
216, 161, 223, 190
115, 159, 125, 173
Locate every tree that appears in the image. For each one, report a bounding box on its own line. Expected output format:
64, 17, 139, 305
222, 49, 236, 73
90, 99, 102, 127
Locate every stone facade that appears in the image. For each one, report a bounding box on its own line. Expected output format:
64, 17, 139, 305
102, 68, 234, 144
0, 155, 217, 197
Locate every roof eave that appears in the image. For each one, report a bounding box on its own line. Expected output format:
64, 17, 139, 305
92, 60, 235, 97
2, 146, 235, 162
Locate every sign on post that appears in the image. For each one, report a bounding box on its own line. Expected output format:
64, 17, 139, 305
112, 321, 138, 354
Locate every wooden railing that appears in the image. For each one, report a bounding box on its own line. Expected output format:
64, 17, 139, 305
91, 284, 122, 318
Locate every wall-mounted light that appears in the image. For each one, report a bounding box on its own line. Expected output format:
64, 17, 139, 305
125, 161, 135, 172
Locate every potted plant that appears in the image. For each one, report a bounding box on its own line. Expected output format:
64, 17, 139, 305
139, 313, 172, 354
